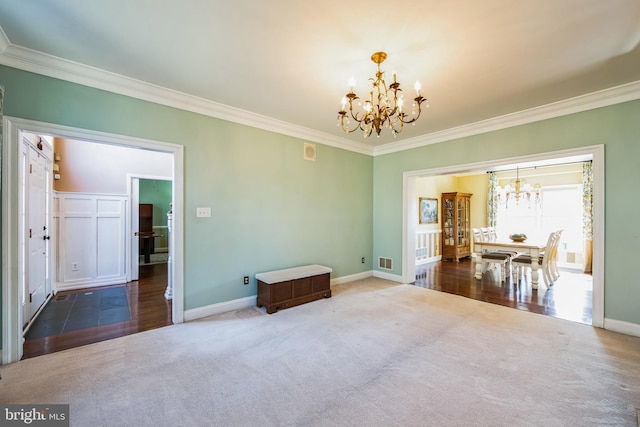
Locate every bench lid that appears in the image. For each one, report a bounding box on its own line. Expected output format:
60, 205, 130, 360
255, 264, 332, 284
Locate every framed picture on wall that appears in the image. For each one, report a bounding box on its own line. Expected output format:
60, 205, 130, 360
419, 197, 438, 224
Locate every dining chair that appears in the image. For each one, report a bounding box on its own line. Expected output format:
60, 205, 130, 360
487, 226, 498, 240
472, 228, 512, 281
512, 230, 561, 286
542, 229, 562, 283
548, 229, 563, 282
485, 226, 519, 258
472, 228, 483, 245
480, 252, 513, 281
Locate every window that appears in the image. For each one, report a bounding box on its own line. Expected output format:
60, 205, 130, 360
497, 185, 583, 267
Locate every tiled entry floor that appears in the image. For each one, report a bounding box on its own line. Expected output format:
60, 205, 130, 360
25, 286, 131, 339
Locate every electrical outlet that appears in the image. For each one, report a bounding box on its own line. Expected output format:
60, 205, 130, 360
71, 262, 79, 271
243, 276, 249, 285
361, 257, 365, 264
196, 207, 211, 218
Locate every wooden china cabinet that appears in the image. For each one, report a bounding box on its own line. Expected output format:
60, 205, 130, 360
441, 192, 472, 262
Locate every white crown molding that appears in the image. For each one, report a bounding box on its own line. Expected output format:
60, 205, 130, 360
373, 80, 640, 156
0, 34, 638, 158
0, 39, 375, 156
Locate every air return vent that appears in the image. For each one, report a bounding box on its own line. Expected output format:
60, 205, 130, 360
303, 143, 316, 161
378, 257, 393, 270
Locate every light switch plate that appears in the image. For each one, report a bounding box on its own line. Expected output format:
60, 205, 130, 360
196, 207, 211, 218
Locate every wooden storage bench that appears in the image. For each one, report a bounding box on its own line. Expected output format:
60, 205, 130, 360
256, 265, 332, 314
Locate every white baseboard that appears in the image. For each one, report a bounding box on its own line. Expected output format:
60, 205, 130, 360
22, 293, 54, 337
55, 277, 128, 292
332, 269, 406, 284
184, 280, 640, 340
416, 255, 442, 266
184, 270, 390, 321
184, 295, 256, 321
331, 270, 373, 285
373, 270, 404, 283
604, 318, 640, 338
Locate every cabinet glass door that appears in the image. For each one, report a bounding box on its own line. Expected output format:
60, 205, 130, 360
457, 198, 466, 246
443, 198, 454, 247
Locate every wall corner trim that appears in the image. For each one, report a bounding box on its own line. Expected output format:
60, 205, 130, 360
0, 25, 9, 54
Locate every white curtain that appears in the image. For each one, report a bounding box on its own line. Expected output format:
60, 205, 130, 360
582, 161, 593, 273
487, 172, 499, 227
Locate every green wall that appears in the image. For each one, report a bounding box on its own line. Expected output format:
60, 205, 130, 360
373, 99, 640, 325
0, 65, 373, 315
140, 179, 172, 228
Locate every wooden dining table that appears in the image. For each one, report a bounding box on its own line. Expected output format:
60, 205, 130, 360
474, 239, 547, 288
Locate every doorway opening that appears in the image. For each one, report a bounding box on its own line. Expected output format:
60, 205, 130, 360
402, 145, 604, 327
2, 117, 184, 364
129, 176, 173, 282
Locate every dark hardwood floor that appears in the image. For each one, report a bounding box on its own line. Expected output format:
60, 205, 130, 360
414, 258, 593, 325
22, 263, 172, 359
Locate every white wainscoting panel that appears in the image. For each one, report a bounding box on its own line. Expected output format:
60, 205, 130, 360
416, 229, 442, 265
55, 193, 127, 291
97, 216, 123, 277
64, 216, 93, 281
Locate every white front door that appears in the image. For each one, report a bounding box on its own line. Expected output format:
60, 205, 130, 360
25, 144, 51, 322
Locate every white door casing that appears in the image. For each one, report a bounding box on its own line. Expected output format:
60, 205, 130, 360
2, 117, 185, 365
127, 175, 172, 283
130, 177, 140, 281
402, 145, 604, 328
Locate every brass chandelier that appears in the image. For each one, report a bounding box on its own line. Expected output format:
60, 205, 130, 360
337, 51, 427, 138
498, 167, 541, 208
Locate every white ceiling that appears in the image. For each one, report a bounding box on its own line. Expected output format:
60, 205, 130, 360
1, 1, 639, 152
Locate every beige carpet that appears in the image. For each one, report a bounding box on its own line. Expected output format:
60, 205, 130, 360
2, 278, 639, 426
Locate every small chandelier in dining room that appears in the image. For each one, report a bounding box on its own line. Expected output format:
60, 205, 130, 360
337, 51, 428, 138
498, 167, 542, 208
